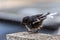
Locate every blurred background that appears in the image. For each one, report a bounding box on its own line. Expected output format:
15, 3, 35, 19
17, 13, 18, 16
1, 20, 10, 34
0, 0, 60, 9
0, 0, 60, 40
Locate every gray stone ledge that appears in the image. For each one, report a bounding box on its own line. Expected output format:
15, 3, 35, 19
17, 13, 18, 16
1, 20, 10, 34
6, 32, 60, 40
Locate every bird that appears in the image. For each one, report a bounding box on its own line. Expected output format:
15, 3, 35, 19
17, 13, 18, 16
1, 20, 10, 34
22, 13, 50, 33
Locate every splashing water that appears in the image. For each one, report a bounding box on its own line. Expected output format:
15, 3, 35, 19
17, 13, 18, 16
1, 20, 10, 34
47, 12, 57, 19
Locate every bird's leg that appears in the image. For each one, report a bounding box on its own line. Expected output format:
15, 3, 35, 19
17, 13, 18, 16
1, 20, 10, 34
34, 25, 43, 33
38, 24, 43, 30
25, 25, 34, 34
25, 25, 32, 32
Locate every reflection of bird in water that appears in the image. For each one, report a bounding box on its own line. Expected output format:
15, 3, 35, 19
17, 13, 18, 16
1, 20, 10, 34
22, 13, 50, 33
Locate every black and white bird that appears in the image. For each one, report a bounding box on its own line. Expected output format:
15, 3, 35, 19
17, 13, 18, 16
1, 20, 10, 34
22, 13, 50, 33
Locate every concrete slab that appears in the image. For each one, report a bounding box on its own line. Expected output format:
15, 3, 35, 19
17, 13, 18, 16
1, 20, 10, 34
6, 32, 60, 40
